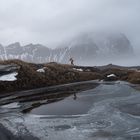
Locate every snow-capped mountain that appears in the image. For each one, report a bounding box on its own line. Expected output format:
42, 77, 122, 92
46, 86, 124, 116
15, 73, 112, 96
0, 32, 134, 64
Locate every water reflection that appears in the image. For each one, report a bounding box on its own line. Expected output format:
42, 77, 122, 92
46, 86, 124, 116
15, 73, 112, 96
21, 82, 99, 114
73, 93, 77, 100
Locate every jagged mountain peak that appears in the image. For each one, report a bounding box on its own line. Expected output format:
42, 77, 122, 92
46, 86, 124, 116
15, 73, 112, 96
0, 32, 134, 65
7, 42, 21, 47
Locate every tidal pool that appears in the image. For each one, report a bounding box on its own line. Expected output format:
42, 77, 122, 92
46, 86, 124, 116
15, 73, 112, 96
31, 92, 96, 115
1, 81, 140, 140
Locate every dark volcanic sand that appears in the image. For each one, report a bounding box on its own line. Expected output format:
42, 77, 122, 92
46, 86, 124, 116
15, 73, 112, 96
0, 124, 39, 140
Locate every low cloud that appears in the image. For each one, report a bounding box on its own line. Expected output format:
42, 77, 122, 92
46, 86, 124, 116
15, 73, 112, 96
0, 0, 139, 50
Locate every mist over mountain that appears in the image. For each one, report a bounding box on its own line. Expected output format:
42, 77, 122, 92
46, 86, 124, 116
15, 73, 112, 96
0, 32, 134, 65
58, 32, 134, 65
0, 0, 139, 66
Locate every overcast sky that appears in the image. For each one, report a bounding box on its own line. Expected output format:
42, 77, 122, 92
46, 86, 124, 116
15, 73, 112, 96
0, 0, 139, 50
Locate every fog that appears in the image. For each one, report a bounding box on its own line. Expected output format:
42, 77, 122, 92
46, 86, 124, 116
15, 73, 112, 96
0, 0, 140, 65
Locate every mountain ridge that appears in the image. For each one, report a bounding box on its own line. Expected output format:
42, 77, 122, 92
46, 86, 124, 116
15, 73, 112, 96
0, 32, 134, 64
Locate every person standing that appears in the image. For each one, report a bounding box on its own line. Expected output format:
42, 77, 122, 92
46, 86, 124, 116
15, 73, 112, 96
69, 57, 74, 65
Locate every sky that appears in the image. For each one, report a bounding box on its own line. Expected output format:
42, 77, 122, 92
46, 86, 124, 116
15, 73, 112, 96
0, 0, 139, 51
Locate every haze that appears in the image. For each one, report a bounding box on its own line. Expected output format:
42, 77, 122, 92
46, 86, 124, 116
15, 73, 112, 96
0, 0, 140, 66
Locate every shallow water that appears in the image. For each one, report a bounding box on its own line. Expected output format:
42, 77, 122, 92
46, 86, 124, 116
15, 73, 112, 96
1, 81, 140, 140
31, 92, 97, 115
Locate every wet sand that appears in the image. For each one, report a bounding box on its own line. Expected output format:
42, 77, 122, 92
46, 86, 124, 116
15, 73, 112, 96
0, 124, 39, 140
1, 81, 140, 140
0, 80, 99, 140
0, 124, 18, 140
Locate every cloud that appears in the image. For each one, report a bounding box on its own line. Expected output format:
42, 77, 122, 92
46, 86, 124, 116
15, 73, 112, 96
0, 0, 139, 50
